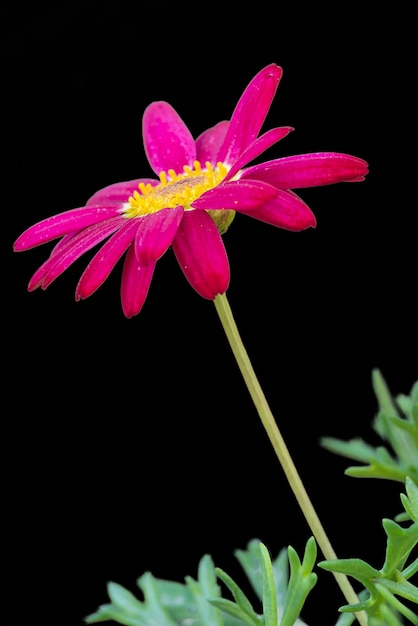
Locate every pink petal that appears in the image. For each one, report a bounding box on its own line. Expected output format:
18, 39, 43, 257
241, 152, 369, 188
142, 101, 196, 176
172, 210, 230, 299
28, 216, 126, 291
191, 179, 278, 211
134, 207, 183, 265
245, 189, 316, 231
226, 127, 294, 180
75, 219, 140, 300
87, 179, 159, 206
195, 121, 230, 164
120, 244, 156, 318
14, 206, 122, 251
50, 232, 81, 255
217, 64, 283, 165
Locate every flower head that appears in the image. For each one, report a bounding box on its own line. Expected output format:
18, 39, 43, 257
14, 64, 368, 318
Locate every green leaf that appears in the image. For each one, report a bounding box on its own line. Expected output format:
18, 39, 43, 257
213, 539, 315, 626
318, 558, 379, 612
85, 559, 221, 626
280, 537, 317, 626
234, 538, 290, 610
318, 503, 418, 622
344, 447, 412, 483
258, 543, 277, 626
397, 381, 418, 420
208, 597, 260, 626
333, 590, 370, 626
376, 573, 418, 604
372, 369, 398, 422
374, 582, 418, 625
381, 518, 418, 577
320, 438, 418, 484
106, 582, 144, 611
403, 558, 418, 580
214, 568, 257, 617
234, 538, 265, 601
372, 370, 418, 467
85, 581, 148, 625
85, 605, 143, 626
185, 554, 223, 626
148, 578, 196, 622
319, 436, 378, 464
321, 371, 418, 486
404, 477, 418, 522
136, 573, 180, 626
270, 548, 293, 609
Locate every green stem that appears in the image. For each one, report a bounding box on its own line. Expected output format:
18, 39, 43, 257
214, 292, 368, 626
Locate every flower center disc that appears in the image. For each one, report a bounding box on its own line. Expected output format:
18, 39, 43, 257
127, 160, 228, 217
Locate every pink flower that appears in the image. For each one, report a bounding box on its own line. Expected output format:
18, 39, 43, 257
14, 63, 368, 318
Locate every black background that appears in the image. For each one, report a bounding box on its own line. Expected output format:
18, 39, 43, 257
1, 2, 416, 626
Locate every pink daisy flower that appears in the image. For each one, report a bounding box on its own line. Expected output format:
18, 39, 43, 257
13, 63, 368, 318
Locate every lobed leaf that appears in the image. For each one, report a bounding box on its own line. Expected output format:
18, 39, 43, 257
213, 566, 260, 622
381, 518, 418, 577
321, 370, 418, 485
279, 537, 317, 626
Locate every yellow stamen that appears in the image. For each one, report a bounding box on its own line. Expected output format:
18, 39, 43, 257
126, 160, 229, 217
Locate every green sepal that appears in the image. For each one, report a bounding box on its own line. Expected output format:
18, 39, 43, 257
207, 209, 236, 235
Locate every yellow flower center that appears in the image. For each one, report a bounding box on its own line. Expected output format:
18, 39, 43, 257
126, 160, 229, 218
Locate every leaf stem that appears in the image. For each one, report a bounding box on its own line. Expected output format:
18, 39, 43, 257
214, 292, 368, 626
